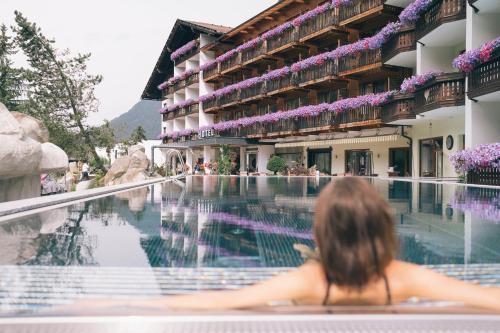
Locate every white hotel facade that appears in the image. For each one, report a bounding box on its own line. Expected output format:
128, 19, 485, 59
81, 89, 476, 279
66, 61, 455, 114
142, 0, 500, 178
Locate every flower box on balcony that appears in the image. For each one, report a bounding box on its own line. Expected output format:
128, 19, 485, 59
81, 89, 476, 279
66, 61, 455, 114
467, 168, 500, 186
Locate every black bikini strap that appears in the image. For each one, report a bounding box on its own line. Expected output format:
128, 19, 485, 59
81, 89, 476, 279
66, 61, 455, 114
382, 274, 392, 305
322, 280, 331, 306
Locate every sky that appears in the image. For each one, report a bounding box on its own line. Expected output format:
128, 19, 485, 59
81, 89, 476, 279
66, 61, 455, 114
0, 0, 276, 125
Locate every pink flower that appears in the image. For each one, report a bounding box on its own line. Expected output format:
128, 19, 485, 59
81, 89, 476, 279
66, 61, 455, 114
170, 40, 199, 61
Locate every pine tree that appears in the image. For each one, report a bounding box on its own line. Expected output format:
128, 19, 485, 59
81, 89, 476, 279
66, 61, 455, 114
13, 11, 104, 170
129, 125, 147, 145
0, 24, 24, 110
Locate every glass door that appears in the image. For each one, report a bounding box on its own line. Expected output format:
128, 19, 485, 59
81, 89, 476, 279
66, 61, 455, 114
346, 150, 373, 176
307, 149, 332, 175
246, 153, 258, 173
389, 148, 411, 177
419, 138, 443, 178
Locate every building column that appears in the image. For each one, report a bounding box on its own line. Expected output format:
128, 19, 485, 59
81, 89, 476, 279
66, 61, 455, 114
257, 145, 275, 174
240, 147, 246, 174
186, 149, 194, 174
203, 146, 215, 164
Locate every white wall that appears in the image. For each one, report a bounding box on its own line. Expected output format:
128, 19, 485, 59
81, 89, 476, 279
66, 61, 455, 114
257, 145, 275, 174
411, 115, 465, 177
465, 101, 500, 148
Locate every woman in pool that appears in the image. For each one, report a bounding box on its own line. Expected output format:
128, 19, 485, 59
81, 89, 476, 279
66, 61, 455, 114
87, 178, 500, 311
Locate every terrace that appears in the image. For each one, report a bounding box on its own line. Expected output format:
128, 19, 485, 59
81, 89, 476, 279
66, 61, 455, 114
414, 72, 465, 115
416, 0, 466, 47
468, 49, 500, 101
382, 24, 417, 68
339, 0, 402, 30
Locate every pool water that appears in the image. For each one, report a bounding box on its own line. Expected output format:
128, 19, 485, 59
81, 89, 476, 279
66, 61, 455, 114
0, 176, 499, 313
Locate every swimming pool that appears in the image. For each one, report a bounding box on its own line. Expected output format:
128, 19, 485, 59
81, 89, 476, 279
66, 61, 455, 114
0, 176, 499, 314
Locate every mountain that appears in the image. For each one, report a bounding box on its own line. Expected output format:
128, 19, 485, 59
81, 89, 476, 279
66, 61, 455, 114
110, 100, 161, 141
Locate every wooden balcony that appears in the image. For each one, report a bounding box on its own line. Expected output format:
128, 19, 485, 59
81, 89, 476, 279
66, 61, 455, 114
416, 0, 466, 42
339, 0, 401, 30
203, 64, 219, 82
267, 28, 300, 55
298, 6, 345, 43
185, 102, 199, 116
296, 112, 335, 133
202, 98, 218, 112
414, 72, 465, 114
266, 72, 297, 96
297, 59, 339, 87
173, 45, 199, 66
338, 48, 382, 76
241, 41, 267, 65
468, 50, 500, 100
218, 90, 240, 108
336, 105, 381, 129
185, 72, 199, 87
220, 54, 241, 74
240, 82, 266, 102
382, 25, 416, 64
381, 93, 416, 124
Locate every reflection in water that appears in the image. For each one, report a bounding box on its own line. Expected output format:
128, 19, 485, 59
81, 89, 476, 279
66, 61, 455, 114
0, 177, 499, 268
450, 187, 500, 222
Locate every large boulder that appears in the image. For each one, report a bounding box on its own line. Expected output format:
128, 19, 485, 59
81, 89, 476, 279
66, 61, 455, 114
0, 103, 22, 138
103, 144, 155, 186
0, 102, 69, 202
38, 142, 69, 173
0, 135, 42, 179
128, 144, 145, 156
11, 112, 50, 143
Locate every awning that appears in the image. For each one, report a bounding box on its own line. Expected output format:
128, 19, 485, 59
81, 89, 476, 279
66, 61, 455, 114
275, 135, 403, 148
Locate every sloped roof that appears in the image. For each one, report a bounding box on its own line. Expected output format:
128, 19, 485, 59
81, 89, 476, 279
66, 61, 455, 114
141, 20, 230, 100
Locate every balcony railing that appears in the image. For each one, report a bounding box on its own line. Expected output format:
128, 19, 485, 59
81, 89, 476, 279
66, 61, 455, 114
297, 60, 337, 85
185, 72, 199, 87
203, 64, 219, 80
220, 54, 241, 73
296, 112, 335, 132
185, 102, 199, 116
336, 105, 381, 127
416, 0, 466, 41
382, 25, 416, 63
267, 28, 299, 53
219, 90, 240, 107
299, 7, 339, 40
468, 49, 500, 100
414, 72, 465, 114
266, 73, 295, 93
339, 49, 381, 74
340, 0, 386, 22
173, 45, 199, 66
202, 98, 218, 111
241, 41, 266, 64
240, 82, 265, 101
381, 93, 416, 123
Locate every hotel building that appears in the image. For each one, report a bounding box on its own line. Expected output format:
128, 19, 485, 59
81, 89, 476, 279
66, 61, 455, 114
142, 0, 500, 178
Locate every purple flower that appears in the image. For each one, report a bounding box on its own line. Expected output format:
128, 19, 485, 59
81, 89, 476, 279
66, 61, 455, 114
453, 37, 500, 72
200, 60, 217, 71
262, 22, 294, 40
216, 49, 238, 63
399, 0, 433, 25
236, 37, 262, 53
157, 69, 198, 90
170, 40, 199, 61
160, 99, 197, 114
400, 70, 443, 94
450, 188, 500, 223
292, 2, 332, 27
450, 143, 500, 174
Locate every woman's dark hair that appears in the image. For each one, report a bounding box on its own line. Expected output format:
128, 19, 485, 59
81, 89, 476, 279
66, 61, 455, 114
314, 177, 397, 290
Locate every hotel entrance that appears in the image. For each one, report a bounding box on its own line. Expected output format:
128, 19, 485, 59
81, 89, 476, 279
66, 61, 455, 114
346, 150, 373, 176
307, 148, 332, 175
419, 137, 443, 178
246, 150, 258, 173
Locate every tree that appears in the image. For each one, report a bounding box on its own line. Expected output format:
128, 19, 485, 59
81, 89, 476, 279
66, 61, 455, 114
0, 24, 24, 110
91, 120, 116, 160
217, 145, 232, 175
129, 125, 147, 145
267, 155, 287, 175
12, 11, 104, 170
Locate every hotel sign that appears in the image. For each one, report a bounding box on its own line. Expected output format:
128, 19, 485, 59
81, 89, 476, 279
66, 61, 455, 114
198, 128, 215, 139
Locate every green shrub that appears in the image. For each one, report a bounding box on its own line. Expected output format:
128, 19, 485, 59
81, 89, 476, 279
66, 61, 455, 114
267, 155, 287, 175
217, 145, 232, 175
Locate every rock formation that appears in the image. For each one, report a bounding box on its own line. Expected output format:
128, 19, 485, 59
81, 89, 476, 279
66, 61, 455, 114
0, 103, 69, 202
103, 144, 155, 186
